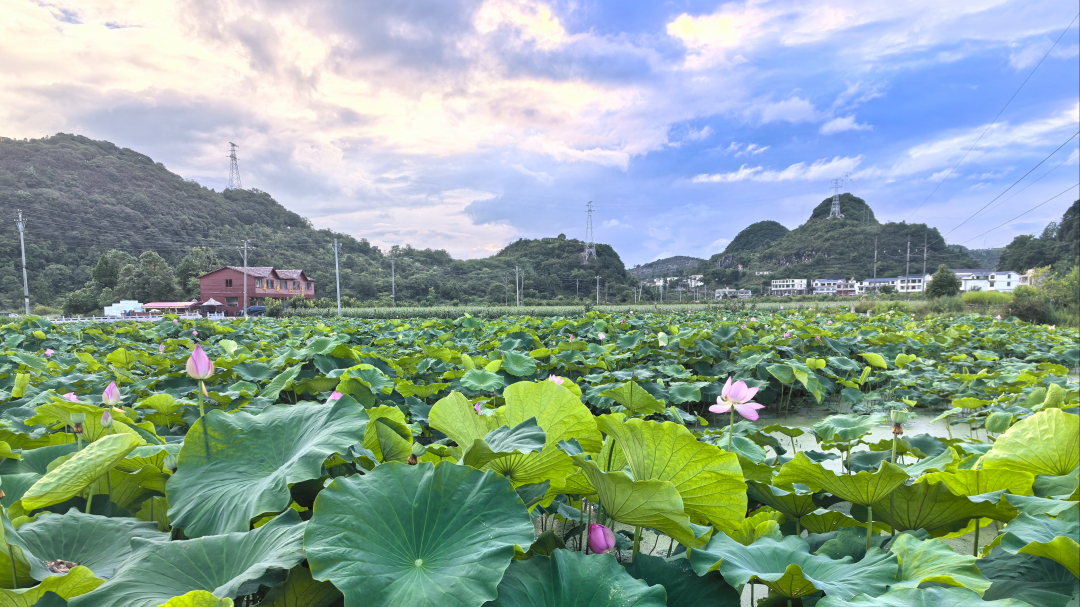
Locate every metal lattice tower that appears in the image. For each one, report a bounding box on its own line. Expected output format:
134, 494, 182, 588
581, 201, 596, 264
228, 142, 242, 189
828, 178, 844, 219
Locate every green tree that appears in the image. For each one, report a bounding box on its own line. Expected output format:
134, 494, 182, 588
926, 264, 961, 298
91, 250, 137, 289
116, 251, 179, 302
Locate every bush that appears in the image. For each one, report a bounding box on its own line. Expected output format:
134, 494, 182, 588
962, 291, 1012, 306
1006, 289, 1054, 325
926, 265, 962, 298
925, 295, 964, 315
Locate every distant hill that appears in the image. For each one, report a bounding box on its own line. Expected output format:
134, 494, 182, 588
723, 221, 790, 255
628, 256, 705, 279
949, 246, 1003, 270
701, 194, 976, 290
997, 199, 1079, 274
0, 134, 639, 311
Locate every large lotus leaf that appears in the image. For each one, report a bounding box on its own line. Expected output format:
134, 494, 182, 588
0, 444, 78, 507
597, 418, 745, 531
166, 400, 369, 537
484, 549, 667, 607
499, 381, 602, 451
305, 462, 533, 607
622, 553, 739, 607
993, 506, 1080, 578
429, 392, 499, 447
868, 480, 1001, 536
978, 546, 1079, 607
812, 414, 886, 443
462, 418, 546, 468
773, 453, 907, 506
817, 587, 1032, 607
259, 566, 342, 607
68, 510, 306, 607
20, 433, 140, 510
159, 591, 235, 606
484, 445, 576, 488
574, 458, 698, 547
725, 509, 784, 546
364, 406, 413, 463
460, 369, 505, 393
598, 381, 666, 416
889, 533, 992, 594
800, 509, 872, 534
87, 465, 168, 511
899, 446, 960, 477
982, 408, 1079, 477
1004, 493, 1078, 516
746, 482, 818, 519
12, 508, 167, 581
688, 533, 897, 600
919, 468, 1034, 521
0, 566, 103, 606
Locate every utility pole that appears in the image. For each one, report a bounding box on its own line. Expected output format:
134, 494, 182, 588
921, 233, 929, 298
237, 240, 251, 316
581, 202, 596, 264
576, 278, 580, 299
228, 143, 242, 189
595, 275, 601, 305
503, 274, 510, 305
331, 239, 342, 316
390, 248, 396, 307
904, 239, 911, 295
14, 210, 29, 315
514, 267, 521, 307
872, 236, 879, 295
659, 278, 664, 303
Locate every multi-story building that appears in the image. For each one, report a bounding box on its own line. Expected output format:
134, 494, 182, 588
715, 288, 753, 299
770, 278, 808, 296
199, 266, 315, 315
896, 274, 932, 294
812, 277, 860, 296
953, 269, 1020, 292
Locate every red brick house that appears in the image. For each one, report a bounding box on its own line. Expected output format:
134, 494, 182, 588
198, 266, 315, 315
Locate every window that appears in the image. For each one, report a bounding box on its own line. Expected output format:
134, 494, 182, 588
256, 279, 263, 288
308, 282, 313, 290
225, 279, 233, 288
225, 297, 239, 307
267, 280, 274, 288
294, 281, 300, 289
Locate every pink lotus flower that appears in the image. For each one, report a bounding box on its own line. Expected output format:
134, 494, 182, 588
783, 332, 791, 338
100, 409, 113, 428
185, 344, 214, 380
44, 348, 54, 357
549, 375, 564, 385
102, 382, 121, 407
995, 315, 1002, 320
597, 333, 606, 341
192, 330, 198, 336
827, 320, 833, 325
172, 319, 178, 323
159, 344, 165, 352
742, 324, 747, 329
588, 524, 616, 553
710, 377, 764, 420
327, 391, 343, 402
474, 403, 483, 414
816, 336, 822, 341
750, 317, 757, 322
63, 392, 78, 402
780, 306, 784, 310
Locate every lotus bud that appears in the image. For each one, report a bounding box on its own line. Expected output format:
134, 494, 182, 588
588, 524, 616, 554
101, 409, 114, 428
102, 381, 121, 407
70, 413, 86, 435
327, 391, 343, 403
63, 392, 78, 402
185, 344, 214, 380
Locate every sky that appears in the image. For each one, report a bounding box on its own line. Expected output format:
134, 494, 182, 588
2, 0, 1078, 265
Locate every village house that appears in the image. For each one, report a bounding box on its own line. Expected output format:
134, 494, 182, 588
198, 266, 315, 315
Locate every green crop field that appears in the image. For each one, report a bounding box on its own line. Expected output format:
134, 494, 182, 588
0, 310, 1077, 607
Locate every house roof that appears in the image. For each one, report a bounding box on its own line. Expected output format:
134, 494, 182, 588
276, 270, 307, 280
227, 266, 276, 277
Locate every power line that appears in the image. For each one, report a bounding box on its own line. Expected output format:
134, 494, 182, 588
904, 11, 1080, 221
944, 130, 1079, 236
959, 182, 1079, 245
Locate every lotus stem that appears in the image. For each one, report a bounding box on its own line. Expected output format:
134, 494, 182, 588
3, 507, 16, 588
632, 526, 641, 561
890, 435, 897, 465
85, 484, 93, 514
973, 519, 980, 557
728, 409, 734, 453
581, 498, 589, 554
666, 536, 675, 557
795, 516, 801, 537
198, 380, 211, 460
866, 504, 873, 552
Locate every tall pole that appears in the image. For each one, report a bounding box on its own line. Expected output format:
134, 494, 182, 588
595, 276, 601, 305
921, 233, 929, 298
873, 236, 878, 295
905, 239, 911, 295
331, 239, 341, 316
238, 240, 250, 316
391, 249, 396, 307
14, 210, 29, 315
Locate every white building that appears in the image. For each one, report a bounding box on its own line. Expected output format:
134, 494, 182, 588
770, 278, 808, 296
715, 288, 753, 299
896, 274, 932, 293
812, 277, 859, 296
954, 269, 1020, 292
103, 300, 143, 316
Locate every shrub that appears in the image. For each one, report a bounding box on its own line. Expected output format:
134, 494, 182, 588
1006, 289, 1054, 325
962, 291, 1012, 306
926, 265, 962, 298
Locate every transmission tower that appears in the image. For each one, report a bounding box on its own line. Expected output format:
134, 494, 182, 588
581, 201, 596, 264
827, 178, 844, 219
228, 142, 242, 189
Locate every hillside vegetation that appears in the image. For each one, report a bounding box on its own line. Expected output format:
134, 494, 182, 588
627, 255, 705, 279
0, 134, 636, 313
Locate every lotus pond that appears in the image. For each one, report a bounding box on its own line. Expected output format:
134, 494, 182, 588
0, 310, 1077, 607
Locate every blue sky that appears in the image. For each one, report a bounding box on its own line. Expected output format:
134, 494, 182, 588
2, 0, 1078, 265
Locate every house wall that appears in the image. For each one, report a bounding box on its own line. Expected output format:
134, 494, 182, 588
199, 269, 316, 316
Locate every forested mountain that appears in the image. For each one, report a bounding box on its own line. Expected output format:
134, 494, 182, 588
997, 200, 1080, 274
627, 256, 705, 280
0, 134, 636, 312
701, 194, 976, 290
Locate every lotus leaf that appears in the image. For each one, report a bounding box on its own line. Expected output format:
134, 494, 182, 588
773, 453, 907, 506
430, 391, 499, 447
500, 381, 603, 451
69, 510, 306, 607
259, 566, 342, 607
868, 479, 1002, 536
689, 533, 897, 600
622, 553, 740, 607
800, 509, 871, 534
460, 369, 505, 392
993, 505, 1080, 578
0, 566, 103, 606
20, 433, 140, 511
982, 409, 1079, 477
978, 546, 1079, 607
817, 587, 1032, 607
166, 400, 368, 537
306, 462, 533, 607
485, 549, 667, 607
159, 591, 235, 606
461, 418, 546, 468
812, 414, 885, 443
889, 533, 992, 594
596, 417, 745, 531
746, 482, 818, 520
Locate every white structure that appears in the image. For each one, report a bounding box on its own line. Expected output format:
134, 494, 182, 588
770, 278, 808, 296
715, 288, 753, 299
896, 274, 931, 294
686, 275, 705, 288
754, 271, 772, 276
954, 269, 1020, 292
103, 300, 143, 317
812, 277, 858, 296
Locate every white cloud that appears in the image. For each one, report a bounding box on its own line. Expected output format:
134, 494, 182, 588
602, 218, 631, 228
724, 142, 770, 156
685, 126, 714, 141
693, 156, 864, 183
757, 97, 818, 123
820, 115, 873, 134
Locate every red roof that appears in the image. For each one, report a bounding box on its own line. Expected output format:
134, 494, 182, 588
276, 270, 307, 280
